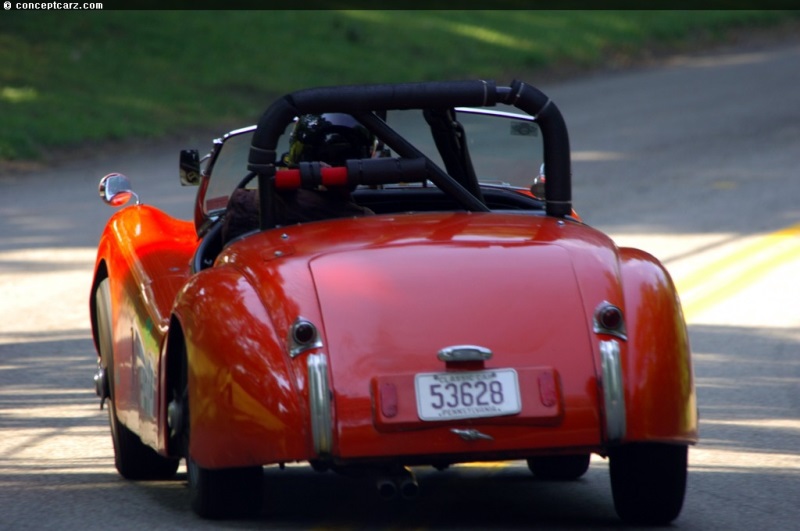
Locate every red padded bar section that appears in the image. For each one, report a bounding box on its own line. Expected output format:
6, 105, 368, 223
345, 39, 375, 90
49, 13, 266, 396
274, 166, 349, 189
275, 169, 302, 189
323, 166, 349, 186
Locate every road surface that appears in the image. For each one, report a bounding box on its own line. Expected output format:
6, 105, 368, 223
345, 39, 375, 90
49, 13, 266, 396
1, 38, 799, 529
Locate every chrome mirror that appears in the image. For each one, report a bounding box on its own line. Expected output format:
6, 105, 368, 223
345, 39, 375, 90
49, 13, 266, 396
98, 173, 139, 207
179, 149, 201, 186
530, 163, 546, 199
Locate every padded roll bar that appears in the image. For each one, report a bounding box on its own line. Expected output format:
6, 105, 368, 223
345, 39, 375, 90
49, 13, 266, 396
274, 158, 428, 190
500, 80, 572, 218
248, 80, 572, 225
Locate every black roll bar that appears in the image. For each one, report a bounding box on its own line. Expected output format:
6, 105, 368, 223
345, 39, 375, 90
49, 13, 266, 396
248, 80, 572, 227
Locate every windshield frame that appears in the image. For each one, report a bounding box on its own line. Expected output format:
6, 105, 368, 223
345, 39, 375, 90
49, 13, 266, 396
197, 107, 544, 224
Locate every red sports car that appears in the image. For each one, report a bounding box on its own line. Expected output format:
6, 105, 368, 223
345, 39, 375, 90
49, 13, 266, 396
90, 80, 697, 523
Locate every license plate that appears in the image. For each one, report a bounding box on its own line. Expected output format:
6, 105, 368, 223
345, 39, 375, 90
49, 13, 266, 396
415, 369, 521, 421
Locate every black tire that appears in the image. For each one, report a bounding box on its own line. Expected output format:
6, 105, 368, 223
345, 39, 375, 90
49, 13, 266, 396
609, 443, 688, 525
95, 278, 179, 480
174, 340, 263, 519
527, 454, 591, 480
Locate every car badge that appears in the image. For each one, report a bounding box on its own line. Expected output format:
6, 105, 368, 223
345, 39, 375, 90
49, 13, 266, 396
451, 428, 493, 442
437, 345, 493, 362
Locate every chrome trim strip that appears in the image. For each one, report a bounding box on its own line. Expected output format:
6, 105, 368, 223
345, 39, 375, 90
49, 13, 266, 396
307, 353, 332, 456
600, 339, 626, 442
437, 345, 493, 362
455, 106, 535, 122
213, 124, 258, 146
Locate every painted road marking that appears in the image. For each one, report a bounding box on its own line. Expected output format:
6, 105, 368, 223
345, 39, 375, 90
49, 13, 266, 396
673, 223, 800, 323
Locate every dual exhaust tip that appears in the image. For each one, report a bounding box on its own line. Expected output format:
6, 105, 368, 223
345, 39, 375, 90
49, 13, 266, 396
377, 468, 419, 500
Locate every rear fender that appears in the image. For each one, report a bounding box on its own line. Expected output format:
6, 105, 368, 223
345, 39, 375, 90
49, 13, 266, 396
618, 248, 698, 444
91, 205, 196, 444
170, 266, 310, 468
89, 259, 109, 358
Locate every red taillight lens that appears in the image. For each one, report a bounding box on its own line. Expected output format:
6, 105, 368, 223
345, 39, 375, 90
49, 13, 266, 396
599, 306, 622, 330
594, 302, 626, 339
293, 321, 316, 344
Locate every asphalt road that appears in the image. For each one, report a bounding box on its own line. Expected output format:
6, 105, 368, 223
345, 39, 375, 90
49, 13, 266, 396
1, 38, 800, 530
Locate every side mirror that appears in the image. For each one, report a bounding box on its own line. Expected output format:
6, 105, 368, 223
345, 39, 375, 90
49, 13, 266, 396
530, 163, 546, 199
98, 173, 139, 207
180, 149, 201, 186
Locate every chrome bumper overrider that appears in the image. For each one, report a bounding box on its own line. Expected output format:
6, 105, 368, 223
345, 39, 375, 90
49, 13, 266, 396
600, 339, 626, 442
307, 353, 332, 456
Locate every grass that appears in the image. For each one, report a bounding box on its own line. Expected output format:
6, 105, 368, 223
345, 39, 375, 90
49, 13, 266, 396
1, 10, 799, 161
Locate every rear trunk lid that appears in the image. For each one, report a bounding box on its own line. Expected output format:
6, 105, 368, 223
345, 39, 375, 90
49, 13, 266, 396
308, 214, 610, 460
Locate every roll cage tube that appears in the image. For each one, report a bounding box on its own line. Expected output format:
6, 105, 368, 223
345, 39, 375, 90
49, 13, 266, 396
424, 108, 484, 203
352, 110, 488, 213
505, 80, 572, 217
248, 80, 572, 229
275, 158, 428, 190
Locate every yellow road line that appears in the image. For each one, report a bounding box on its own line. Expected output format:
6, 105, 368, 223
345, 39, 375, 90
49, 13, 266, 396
675, 223, 800, 320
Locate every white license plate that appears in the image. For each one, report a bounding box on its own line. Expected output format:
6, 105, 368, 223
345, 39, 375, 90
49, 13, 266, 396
415, 369, 521, 421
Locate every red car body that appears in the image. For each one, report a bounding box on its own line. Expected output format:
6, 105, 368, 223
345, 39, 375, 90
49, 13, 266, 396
90, 80, 697, 523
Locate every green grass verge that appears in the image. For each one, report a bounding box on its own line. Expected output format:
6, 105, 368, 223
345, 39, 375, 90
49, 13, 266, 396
1, 10, 798, 161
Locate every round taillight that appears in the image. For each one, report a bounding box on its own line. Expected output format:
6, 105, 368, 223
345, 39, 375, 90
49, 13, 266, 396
288, 317, 323, 358
293, 321, 316, 344
599, 306, 623, 330
594, 302, 625, 340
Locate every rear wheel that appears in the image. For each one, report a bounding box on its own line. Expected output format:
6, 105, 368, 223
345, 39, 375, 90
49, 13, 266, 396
609, 443, 688, 525
95, 278, 179, 480
174, 340, 263, 519
527, 454, 591, 480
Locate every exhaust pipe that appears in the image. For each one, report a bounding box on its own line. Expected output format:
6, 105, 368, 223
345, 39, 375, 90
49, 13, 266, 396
377, 478, 398, 500
398, 473, 419, 500
376, 466, 418, 500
